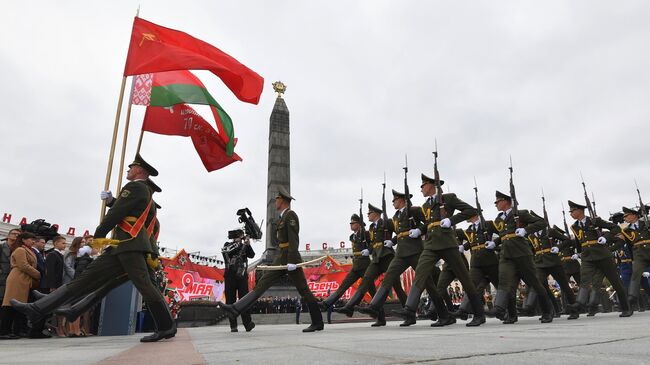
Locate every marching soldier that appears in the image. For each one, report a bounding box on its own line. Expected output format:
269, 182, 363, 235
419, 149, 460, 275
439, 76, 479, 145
556, 226, 581, 286
218, 187, 324, 332
333, 204, 407, 327
437, 245, 470, 312
452, 214, 500, 321
319, 214, 374, 311
485, 191, 554, 323
565, 200, 632, 318
618, 206, 650, 312
520, 225, 577, 319
357, 189, 449, 326
12, 154, 176, 342
392, 175, 485, 327
52, 178, 164, 324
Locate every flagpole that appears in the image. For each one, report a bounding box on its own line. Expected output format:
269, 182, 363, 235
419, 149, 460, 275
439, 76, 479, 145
100, 76, 128, 221
136, 129, 145, 154
115, 77, 137, 195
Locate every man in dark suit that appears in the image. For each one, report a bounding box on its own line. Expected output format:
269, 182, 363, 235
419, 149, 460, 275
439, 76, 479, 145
43, 236, 66, 292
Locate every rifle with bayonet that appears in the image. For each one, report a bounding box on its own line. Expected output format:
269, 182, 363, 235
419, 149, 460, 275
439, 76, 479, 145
541, 188, 551, 237
433, 139, 446, 219
359, 187, 366, 244
635, 180, 649, 230
382, 173, 391, 240
561, 202, 571, 238
473, 177, 489, 241
403, 155, 415, 228
508, 156, 521, 227
580, 173, 598, 219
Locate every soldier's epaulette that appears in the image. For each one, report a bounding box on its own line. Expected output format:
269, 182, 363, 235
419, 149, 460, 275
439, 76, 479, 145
529, 210, 543, 220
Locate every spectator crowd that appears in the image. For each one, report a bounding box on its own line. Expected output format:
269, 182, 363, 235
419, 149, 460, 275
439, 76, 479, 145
0, 229, 99, 339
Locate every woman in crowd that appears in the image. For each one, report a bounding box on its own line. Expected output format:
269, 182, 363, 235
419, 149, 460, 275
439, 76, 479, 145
63, 237, 83, 284
0, 232, 40, 339
67, 245, 94, 337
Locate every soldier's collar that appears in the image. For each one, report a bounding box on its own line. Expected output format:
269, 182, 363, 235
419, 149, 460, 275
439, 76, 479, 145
501, 208, 512, 215
279, 208, 289, 218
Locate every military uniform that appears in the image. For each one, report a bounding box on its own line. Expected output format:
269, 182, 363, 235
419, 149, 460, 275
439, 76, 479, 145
618, 207, 650, 309
400, 175, 485, 327
557, 229, 581, 286
12, 155, 176, 342
219, 187, 324, 332
521, 226, 576, 316
334, 204, 407, 326
357, 190, 444, 325
453, 220, 500, 317
436, 253, 469, 311
321, 214, 374, 308
566, 200, 631, 317
486, 191, 553, 322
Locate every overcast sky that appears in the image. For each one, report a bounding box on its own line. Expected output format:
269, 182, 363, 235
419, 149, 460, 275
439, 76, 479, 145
1, 1, 649, 261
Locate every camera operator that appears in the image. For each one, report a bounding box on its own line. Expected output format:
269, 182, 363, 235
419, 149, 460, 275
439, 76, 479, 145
222, 229, 255, 332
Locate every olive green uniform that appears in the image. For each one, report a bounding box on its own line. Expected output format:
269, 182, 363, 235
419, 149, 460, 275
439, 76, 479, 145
558, 233, 581, 285
336, 218, 407, 318
361, 206, 441, 315
523, 228, 576, 312
12, 180, 174, 333
322, 229, 374, 306
460, 222, 500, 293
617, 220, 650, 303
569, 217, 630, 314
412, 194, 477, 306
488, 209, 552, 318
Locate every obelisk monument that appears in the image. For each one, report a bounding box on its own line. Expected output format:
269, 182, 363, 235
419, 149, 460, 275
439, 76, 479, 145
263, 81, 290, 263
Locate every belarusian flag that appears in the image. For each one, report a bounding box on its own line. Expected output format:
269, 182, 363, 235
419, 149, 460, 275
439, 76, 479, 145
124, 17, 263, 105
142, 104, 242, 172
131, 70, 235, 155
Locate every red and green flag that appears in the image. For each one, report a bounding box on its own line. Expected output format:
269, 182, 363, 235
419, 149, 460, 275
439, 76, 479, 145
131, 70, 235, 155
124, 17, 264, 105
142, 104, 241, 172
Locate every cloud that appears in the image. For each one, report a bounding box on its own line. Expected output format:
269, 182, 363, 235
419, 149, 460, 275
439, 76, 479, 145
1, 1, 649, 260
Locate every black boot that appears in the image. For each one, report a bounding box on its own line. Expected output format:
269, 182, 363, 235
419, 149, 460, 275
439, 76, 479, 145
31, 290, 47, 301
302, 301, 324, 332
392, 285, 421, 327
519, 289, 537, 317
466, 293, 486, 327
229, 317, 238, 332
356, 286, 390, 319
11, 284, 70, 322
550, 295, 562, 318
371, 308, 386, 327
333, 306, 355, 317
217, 290, 261, 324
485, 290, 509, 320
568, 287, 588, 314
55, 289, 103, 323
536, 288, 554, 324
140, 301, 177, 342
586, 290, 599, 316
618, 288, 633, 318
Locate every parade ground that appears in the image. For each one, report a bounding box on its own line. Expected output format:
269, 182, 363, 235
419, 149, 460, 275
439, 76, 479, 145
1, 312, 648, 365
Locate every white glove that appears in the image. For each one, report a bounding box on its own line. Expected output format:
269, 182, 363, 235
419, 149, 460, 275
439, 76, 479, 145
100, 190, 113, 201
286, 263, 297, 271
597, 236, 607, 244
440, 218, 452, 228
515, 228, 527, 237
571, 253, 580, 260
485, 241, 496, 250
384, 240, 394, 248
643, 272, 650, 278
361, 249, 370, 257
458, 245, 465, 253
409, 228, 422, 238
550, 247, 559, 254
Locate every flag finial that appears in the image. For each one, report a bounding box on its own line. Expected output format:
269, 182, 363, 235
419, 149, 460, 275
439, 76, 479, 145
272, 81, 286, 97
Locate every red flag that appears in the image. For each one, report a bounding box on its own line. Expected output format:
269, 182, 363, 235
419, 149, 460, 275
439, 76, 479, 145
124, 17, 264, 104
143, 104, 242, 171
